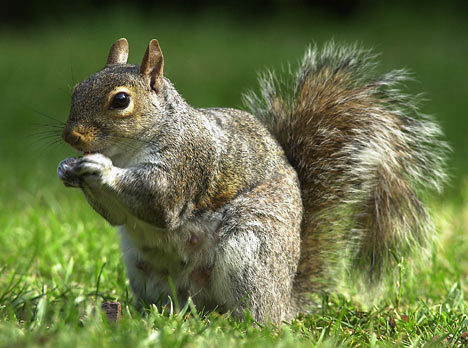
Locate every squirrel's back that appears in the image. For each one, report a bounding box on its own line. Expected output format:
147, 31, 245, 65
193, 106, 298, 213
244, 42, 449, 294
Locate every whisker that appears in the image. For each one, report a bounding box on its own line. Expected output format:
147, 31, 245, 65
31, 122, 64, 129
106, 136, 157, 152
30, 137, 61, 144
29, 129, 62, 137
28, 136, 65, 155
31, 109, 66, 126
105, 137, 142, 153
28, 133, 63, 145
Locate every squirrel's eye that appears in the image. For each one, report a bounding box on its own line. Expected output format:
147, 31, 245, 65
110, 92, 131, 109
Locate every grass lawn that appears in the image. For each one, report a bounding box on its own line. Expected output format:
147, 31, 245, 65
1, 5, 468, 347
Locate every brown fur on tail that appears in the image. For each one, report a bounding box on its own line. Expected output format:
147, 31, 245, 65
243, 42, 449, 293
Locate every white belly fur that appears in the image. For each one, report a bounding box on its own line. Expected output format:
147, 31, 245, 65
118, 209, 224, 305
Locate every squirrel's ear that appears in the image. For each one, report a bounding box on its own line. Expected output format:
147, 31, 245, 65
107, 38, 129, 65
140, 39, 164, 92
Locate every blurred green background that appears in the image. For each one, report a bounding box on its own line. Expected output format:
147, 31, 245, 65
0, 2, 466, 230
0, 1, 467, 205
0, 2, 467, 344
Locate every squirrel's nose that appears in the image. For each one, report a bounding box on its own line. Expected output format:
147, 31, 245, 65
62, 128, 82, 146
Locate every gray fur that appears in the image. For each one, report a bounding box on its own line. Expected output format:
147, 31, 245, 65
58, 39, 448, 324
243, 41, 449, 289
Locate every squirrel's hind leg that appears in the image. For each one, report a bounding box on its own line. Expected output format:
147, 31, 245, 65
208, 173, 303, 325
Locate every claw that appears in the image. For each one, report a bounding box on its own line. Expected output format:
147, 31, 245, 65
57, 157, 81, 188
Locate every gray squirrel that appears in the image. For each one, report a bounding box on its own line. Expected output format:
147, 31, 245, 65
57, 38, 448, 324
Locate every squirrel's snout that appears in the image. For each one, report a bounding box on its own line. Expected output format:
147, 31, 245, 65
62, 124, 97, 152
62, 128, 82, 146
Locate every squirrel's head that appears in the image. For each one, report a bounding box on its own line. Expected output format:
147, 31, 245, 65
63, 38, 171, 160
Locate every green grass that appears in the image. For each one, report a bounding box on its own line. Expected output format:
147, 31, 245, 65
1, 5, 468, 347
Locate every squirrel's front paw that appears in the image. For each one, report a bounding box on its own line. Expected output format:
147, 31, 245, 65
58, 154, 116, 188
71, 153, 116, 188
58, 157, 81, 187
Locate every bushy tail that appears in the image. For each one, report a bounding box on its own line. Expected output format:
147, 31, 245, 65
243, 42, 449, 293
